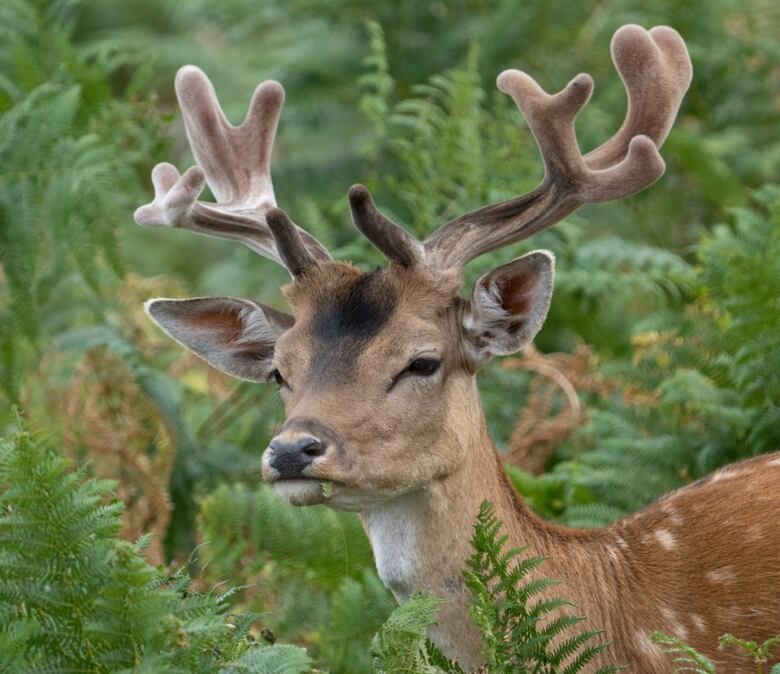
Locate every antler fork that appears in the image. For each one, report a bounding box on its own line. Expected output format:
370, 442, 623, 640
349, 24, 692, 272
134, 66, 331, 272
136, 24, 691, 279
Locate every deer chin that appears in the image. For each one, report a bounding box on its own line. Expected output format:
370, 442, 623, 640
271, 478, 329, 506
271, 475, 408, 512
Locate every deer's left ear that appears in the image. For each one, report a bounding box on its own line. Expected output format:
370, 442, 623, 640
463, 250, 554, 363
145, 296, 293, 382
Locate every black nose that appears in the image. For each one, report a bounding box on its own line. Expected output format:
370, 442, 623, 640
267, 434, 326, 478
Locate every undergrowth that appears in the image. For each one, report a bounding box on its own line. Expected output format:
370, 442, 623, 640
653, 632, 780, 674
0, 426, 620, 673
2, 1, 779, 671
0, 424, 311, 673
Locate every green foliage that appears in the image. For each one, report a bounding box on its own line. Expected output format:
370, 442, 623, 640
0, 81, 119, 401
371, 593, 453, 674
358, 21, 393, 163
652, 632, 716, 674
542, 188, 780, 527
653, 631, 780, 674
2, 0, 780, 670
463, 502, 616, 673
198, 483, 394, 673
0, 0, 163, 407
0, 425, 311, 673
218, 645, 313, 674
718, 634, 780, 672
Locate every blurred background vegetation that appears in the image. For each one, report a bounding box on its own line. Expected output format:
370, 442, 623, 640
0, 0, 778, 670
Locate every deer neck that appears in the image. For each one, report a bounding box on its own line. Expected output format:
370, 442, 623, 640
358, 382, 557, 665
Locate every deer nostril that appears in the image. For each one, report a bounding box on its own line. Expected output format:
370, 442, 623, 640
301, 439, 325, 457
269, 434, 325, 455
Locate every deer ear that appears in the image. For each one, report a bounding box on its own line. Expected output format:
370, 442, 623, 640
464, 250, 554, 363
145, 297, 293, 382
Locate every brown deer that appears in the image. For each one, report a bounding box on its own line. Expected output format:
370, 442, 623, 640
135, 25, 780, 672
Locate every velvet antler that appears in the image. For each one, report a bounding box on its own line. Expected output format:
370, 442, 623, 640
347, 185, 423, 268
136, 25, 690, 277
351, 24, 691, 272
421, 24, 692, 270
134, 66, 330, 274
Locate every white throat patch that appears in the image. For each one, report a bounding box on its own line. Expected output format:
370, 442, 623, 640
363, 493, 424, 602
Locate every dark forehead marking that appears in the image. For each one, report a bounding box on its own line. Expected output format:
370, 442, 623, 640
308, 270, 396, 383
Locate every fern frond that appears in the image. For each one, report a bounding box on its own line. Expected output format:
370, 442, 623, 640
652, 632, 717, 674
464, 501, 617, 673
372, 592, 444, 674
0, 428, 311, 672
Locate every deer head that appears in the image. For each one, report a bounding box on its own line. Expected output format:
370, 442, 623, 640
136, 25, 692, 513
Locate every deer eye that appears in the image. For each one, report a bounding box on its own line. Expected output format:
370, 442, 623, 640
406, 358, 441, 377
270, 368, 288, 388
388, 356, 442, 391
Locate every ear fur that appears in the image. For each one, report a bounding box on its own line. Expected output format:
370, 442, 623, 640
145, 296, 293, 382
464, 250, 555, 363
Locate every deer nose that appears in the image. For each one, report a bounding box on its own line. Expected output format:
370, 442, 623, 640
267, 434, 326, 478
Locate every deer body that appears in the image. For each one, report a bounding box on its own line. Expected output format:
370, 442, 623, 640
135, 23, 780, 671
359, 385, 780, 671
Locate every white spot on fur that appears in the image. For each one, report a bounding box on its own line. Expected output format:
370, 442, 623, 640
710, 467, 741, 483
661, 503, 684, 526
607, 546, 619, 561
691, 614, 707, 633
634, 629, 663, 660
616, 536, 629, 550
654, 528, 676, 550
706, 566, 737, 584
769, 457, 780, 467
745, 524, 763, 543
660, 607, 688, 640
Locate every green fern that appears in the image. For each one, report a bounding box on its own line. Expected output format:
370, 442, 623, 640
199, 483, 375, 588
220, 645, 313, 674
371, 592, 452, 674
653, 631, 780, 674
652, 632, 716, 674
0, 0, 162, 409
358, 20, 393, 163
198, 483, 394, 673
546, 187, 780, 527
719, 634, 780, 674
462, 501, 617, 673
0, 424, 311, 673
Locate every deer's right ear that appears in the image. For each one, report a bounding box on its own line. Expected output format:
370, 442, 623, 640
463, 250, 554, 365
145, 297, 293, 382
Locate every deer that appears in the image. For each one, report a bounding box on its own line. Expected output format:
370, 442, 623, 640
134, 24, 780, 672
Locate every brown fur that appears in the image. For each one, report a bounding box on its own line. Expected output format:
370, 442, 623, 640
263, 264, 780, 671
137, 22, 778, 673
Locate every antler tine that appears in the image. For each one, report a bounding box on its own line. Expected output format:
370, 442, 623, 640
347, 185, 423, 268
585, 25, 693, 170
423, 24, 692, 271
266, 207, 318, 277
134, 66, 331, 272
176, 66, 281, 205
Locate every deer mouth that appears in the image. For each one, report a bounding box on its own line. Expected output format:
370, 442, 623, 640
271, 475, 340, 488
270, 477, 337, 506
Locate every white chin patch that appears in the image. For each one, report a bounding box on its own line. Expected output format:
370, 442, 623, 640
272, 479, 327, 506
